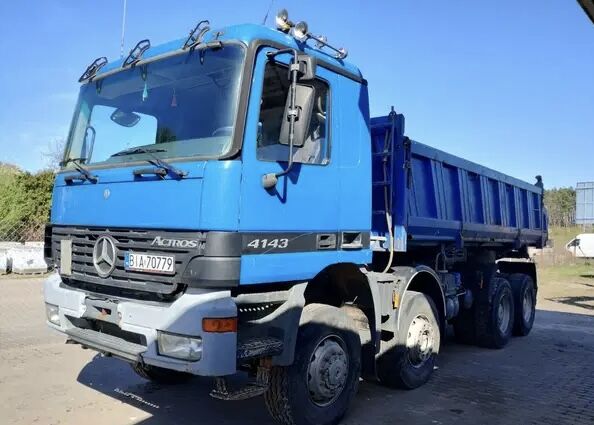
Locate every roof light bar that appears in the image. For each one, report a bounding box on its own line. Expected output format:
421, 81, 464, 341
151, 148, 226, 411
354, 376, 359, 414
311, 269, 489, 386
274, 9, 348, 59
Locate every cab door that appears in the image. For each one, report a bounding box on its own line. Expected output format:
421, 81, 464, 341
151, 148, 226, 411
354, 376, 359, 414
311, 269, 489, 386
238, 48, 341, 284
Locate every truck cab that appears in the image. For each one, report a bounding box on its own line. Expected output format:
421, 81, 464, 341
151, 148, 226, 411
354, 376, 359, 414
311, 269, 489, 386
46, 16, 374, 413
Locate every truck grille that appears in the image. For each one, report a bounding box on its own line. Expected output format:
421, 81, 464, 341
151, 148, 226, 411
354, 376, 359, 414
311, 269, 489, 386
52, 226, 206, 298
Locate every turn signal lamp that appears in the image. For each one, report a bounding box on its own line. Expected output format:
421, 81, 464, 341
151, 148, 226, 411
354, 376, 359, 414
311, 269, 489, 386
202, 317, 238, 333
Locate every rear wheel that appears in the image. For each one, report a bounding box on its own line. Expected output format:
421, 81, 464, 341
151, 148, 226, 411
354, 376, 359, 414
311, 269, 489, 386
509, 273, 536, 336
264, 304, 361, 425
377, 291, 440, 389
475, 277, 515, 349
131, 363, 192, 384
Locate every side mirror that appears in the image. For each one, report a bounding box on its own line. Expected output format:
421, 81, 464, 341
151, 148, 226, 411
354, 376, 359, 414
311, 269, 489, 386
279, 83, 314, 148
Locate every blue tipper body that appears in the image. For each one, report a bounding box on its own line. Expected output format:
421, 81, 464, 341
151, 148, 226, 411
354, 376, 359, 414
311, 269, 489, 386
50, 23, 546, 287
370, 114, 546, 253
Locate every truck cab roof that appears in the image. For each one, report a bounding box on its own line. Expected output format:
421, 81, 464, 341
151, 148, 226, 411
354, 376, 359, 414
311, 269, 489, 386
92, 23, 364, 84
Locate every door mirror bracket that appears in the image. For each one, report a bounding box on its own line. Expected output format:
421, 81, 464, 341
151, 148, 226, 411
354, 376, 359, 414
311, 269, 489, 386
261, 49, 316, 190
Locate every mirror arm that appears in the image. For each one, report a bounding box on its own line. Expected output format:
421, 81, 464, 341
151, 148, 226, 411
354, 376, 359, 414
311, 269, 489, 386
262, 50, 300, 190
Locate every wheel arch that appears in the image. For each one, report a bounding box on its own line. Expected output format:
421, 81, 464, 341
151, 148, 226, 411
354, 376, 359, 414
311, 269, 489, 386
302, 262, 380, 375
256, 262, 379, 370
497, 260, 538, 290
394, 266, 446, 332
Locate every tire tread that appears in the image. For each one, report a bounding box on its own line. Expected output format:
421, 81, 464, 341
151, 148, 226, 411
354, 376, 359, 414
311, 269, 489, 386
475, 277, 514, 349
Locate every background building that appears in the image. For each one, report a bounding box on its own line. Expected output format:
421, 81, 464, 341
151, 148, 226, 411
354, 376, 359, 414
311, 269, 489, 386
576, 181, 594, 227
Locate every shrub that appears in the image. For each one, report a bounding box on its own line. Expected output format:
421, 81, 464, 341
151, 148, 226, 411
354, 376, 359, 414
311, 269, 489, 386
0, 164, 54, 241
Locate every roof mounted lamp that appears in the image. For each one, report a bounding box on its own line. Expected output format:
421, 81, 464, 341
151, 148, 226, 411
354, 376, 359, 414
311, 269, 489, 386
275, 9, 293, 32
275, 10, 348, 59
292, 22, 347, 59
292, 21, 309, 42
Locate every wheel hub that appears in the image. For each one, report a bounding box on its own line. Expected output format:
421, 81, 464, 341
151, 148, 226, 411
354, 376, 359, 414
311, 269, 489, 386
522, 290, 534, 323
497, 294, 512, 333
307, 336, 349, 406
406, 315, 435, 367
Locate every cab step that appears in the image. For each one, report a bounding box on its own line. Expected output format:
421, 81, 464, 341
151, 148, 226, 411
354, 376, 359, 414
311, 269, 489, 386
210, 364, 271, 401
210, 378, 268, 401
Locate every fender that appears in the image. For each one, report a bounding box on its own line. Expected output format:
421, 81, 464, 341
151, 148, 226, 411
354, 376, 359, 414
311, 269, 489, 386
391, 265, 446, 332
234, 283, 307, 366
497, 259, 538, 290
236, 264, 382, 367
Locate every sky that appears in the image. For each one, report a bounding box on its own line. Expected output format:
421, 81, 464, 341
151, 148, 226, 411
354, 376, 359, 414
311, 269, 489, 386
0, 1, 592, 188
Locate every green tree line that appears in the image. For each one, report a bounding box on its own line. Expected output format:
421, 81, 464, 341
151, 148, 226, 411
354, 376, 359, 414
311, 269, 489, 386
544, 187, 576, 228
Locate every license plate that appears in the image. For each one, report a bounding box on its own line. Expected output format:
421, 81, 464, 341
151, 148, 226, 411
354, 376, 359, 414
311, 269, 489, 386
124, 252, 175, 275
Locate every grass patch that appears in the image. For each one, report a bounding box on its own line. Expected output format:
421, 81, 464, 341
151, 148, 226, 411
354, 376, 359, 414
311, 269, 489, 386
548, 226, 582, 249
538, 261, 594, 281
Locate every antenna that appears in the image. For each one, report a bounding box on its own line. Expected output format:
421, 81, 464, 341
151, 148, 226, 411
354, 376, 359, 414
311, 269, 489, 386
261, 0, 275, 25
120, 0, 128, 58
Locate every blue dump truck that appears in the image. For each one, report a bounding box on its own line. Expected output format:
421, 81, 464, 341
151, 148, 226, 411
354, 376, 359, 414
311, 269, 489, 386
44, 10, 547, 425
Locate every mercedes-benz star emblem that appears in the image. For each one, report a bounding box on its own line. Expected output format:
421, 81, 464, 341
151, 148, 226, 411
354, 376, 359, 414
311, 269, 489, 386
93, 236, 117, 277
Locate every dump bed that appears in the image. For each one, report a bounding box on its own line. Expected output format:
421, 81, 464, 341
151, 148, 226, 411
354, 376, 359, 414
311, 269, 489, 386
370, 113, 547, 252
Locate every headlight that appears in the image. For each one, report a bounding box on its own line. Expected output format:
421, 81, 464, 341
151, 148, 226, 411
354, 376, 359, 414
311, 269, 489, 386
45, 303, 60, 325
157, 331, 202, 361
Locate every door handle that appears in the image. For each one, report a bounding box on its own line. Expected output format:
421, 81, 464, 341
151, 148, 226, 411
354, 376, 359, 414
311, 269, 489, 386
133, 167, 167, 178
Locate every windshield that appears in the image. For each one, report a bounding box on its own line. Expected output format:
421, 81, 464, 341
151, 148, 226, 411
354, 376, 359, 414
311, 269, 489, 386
63, 44, 245, 168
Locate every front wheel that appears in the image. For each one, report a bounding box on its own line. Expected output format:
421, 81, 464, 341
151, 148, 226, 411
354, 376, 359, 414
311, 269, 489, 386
377, 291, 441, 389
264, 304, 361, 425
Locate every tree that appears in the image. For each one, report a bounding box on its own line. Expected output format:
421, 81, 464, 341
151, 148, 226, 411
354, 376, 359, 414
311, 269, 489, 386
544, 187, 576, 227
42, 138, 66, 170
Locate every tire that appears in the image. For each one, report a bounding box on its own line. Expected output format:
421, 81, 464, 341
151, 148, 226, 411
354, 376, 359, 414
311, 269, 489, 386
508, 273, 536, 336
264, 304, 361, 425
475, 277, 515, 349
377, 291, 441, 390
131, 363, 193, 384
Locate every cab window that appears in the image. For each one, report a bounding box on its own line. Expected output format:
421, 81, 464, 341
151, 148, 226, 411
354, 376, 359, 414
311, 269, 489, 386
568, 238, 580, 247
256, 62, 329, 165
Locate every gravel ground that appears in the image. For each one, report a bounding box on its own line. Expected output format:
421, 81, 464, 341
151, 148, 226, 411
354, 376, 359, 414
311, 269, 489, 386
0, 271, 592, 425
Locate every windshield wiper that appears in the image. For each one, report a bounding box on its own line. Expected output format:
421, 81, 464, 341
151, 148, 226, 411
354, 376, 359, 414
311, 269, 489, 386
111, 147, 188, 179
111, 147, 166, 157
60, 157, 98, 183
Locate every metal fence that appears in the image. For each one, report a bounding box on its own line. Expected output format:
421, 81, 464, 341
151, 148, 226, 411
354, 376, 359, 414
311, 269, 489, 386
0, 219, 45, 243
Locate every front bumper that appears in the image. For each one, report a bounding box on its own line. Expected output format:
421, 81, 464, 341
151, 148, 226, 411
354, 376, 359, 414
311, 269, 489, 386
43, 273, 237, 376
